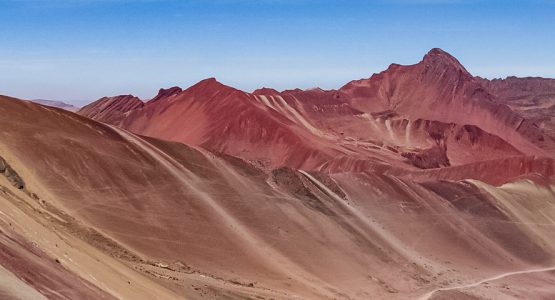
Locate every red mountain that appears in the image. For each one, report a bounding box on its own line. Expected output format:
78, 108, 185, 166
78, 48, 554, 183
340, 48, 553, 156
102, 78, 342, 169
31, 99, 80, 112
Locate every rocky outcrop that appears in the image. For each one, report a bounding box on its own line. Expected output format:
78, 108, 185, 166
0, 156, 24, 189
148, 86, 182, 103
402, 145, 450, 169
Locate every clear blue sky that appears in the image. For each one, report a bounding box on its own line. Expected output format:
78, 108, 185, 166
1, 0, 554, 105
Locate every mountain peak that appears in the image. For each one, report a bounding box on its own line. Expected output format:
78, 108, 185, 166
196, 77, 223, 87
253, 87, 280, 95
99, 94, 142, 104
187, 77, 241, 94
149, 86, 183, 103
425, 47, 449, 56
422, 48, 469, 74
77, 94, 143, 124
423, 48, 458, 61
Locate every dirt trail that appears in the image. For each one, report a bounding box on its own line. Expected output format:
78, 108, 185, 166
418, 266, 555, 300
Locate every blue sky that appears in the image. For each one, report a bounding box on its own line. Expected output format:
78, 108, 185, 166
1, 0, 554, 105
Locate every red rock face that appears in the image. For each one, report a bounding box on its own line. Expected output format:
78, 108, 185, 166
340, 48, 554, 156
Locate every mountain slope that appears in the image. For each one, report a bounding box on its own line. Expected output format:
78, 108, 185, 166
477, 76, 555, 138
340, 48, 554, 156
111, 78, 343, 169
3, 91, 555, 299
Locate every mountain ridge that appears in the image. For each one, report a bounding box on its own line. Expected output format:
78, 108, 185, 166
77, 48, 555, 173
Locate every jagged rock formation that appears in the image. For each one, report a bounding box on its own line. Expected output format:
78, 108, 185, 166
0, 156, 24, 189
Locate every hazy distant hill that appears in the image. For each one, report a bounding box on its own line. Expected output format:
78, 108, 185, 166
32, 99, 80, 112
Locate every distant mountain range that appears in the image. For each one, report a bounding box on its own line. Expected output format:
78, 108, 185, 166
31, 99, 80, 112
79, 48, 555, 177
